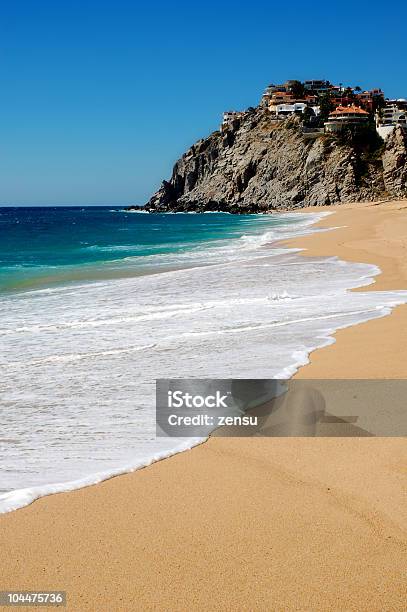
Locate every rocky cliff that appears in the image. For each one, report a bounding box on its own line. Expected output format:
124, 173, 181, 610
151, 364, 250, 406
143, 108, 407, 212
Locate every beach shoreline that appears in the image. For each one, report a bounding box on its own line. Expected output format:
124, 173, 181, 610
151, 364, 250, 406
1, 200, 407, 611
288, 200, 407, 378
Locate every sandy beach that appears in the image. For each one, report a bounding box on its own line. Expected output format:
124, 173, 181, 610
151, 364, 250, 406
1, 200, 407, 611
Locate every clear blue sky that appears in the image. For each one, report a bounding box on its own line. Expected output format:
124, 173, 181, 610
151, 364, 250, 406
1, 0, 406, 206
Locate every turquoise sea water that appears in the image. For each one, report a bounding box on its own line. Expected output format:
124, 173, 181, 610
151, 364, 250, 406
0, 206, 300, 292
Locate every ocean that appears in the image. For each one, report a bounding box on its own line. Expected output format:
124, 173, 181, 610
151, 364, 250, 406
1, 206, 406, 513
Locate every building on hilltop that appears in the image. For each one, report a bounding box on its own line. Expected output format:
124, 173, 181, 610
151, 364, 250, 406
260, 84, 288, 105
221, 111, 245, 129
268, 100, 320, 122
380, 104, 407, 125
267, 89, 320, 118
385, 99, 407, 112
303, 80, 330, 93
327, 89, 384, 113
267, 91, 295, 113
330, 94, 357, 108
262, 80, 387, 106
354, 89, 385, 112
269, 91, 294, 104
274, 102, 307, 117
304, 94, 319, 105
324, 105, 371, 133
225, 80, 405, 136
263, 83, 288, 94
376, 103, 407, 139
261, 80, 304, 105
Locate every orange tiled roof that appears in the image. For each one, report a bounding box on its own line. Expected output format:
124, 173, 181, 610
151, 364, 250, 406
330, 105, 369, 116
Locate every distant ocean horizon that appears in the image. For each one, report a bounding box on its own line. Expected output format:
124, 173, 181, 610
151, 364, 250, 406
1, 206, 407, 513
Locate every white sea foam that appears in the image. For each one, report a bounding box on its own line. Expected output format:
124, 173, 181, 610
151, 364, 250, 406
1, 211, 407, 513
0, 438, 204, 514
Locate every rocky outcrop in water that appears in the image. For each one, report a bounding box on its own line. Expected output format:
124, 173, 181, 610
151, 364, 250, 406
141, 109, 407, 212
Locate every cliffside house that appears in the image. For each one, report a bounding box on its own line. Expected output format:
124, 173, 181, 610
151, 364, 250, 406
261, 80, 306, 105
376, 103, 407, 139
379, 104, 407, 126
267, 91, 294, 114
386, 99, 407, 112
222, 111, 245, 129
355, 89, 385, 112
305, 94, 319, 105
269, 91, 294, 103
328, 89, 384, 113
263, 83, 288, 94
273, 102, 307, 117
261, 88, 292, 107
324, 105, 370, 133
269, 102, 320, 119
330, 95, 357, 108
267, 90, 320, 117
303, 79, 330, 93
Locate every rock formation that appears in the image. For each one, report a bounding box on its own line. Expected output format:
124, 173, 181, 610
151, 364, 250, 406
141, 108, 407, 213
